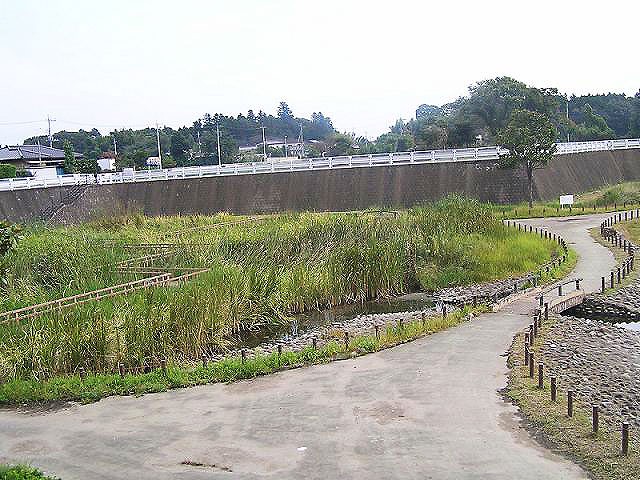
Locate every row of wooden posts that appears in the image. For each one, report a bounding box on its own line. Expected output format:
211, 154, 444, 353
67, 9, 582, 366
600, 212, 637, 292
524, 314, 631, 456
107, 308, 454, 379
505, 202, 636, 218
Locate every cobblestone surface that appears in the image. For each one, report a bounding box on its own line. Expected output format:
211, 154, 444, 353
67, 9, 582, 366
541, 315, 640, 428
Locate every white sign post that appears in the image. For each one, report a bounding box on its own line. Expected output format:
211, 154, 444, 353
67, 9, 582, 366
559, 194, 574, 208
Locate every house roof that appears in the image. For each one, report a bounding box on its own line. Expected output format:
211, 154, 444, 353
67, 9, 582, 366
0, 145, 82, 162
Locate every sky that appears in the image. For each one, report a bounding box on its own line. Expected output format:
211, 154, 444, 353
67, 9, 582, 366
1, 0, 639, 145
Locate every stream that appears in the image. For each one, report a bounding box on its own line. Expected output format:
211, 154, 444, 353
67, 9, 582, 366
234, 293, 437, 351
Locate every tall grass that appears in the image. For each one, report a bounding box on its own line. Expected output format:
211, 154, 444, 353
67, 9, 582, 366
0, 196, 561, 382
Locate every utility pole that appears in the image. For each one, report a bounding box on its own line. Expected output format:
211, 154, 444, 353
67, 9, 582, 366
37, 136, 42, 164
155, 122, 162, 168
284, 135, 288, 158
47, 115, 56, 147
298, 123, 305, 158
261, 126, 267, 161
566, 97, 570, 142
216, 123, 222, 166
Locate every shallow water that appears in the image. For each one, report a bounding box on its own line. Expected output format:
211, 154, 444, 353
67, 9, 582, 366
236, 295, 435, 349
618, 321, 640, 332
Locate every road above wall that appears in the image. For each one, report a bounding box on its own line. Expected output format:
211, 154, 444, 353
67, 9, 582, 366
1, 148, 640, 223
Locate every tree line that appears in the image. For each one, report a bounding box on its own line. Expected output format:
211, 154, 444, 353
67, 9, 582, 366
19, 77, 640, 174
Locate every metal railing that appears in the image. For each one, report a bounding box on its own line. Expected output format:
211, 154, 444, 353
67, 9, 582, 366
1, 137, 639, 192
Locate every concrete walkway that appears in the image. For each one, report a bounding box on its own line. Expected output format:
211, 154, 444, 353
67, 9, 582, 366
0, 214, 617, 479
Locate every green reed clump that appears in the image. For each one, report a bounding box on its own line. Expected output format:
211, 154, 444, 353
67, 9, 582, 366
0, 305, 484, 405
0, 196, 561, 382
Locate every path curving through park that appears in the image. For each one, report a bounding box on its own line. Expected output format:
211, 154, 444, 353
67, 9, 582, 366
0, 214, 618, 479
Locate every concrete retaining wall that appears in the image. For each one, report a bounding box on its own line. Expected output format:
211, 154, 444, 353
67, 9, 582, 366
1, 148, 639, 223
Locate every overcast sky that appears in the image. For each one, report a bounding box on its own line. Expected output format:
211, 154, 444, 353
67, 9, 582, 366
1, 0, 638, 145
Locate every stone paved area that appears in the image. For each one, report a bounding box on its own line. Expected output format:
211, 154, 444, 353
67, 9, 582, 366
542, 316, 640, 428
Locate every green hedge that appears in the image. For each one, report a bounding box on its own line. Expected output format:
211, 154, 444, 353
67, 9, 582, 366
0, 164, 17, 179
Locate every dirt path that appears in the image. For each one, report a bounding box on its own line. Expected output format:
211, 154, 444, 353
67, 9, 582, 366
0, 214, 616, 479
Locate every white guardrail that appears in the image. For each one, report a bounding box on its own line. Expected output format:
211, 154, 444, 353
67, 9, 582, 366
1, 138, 639, 192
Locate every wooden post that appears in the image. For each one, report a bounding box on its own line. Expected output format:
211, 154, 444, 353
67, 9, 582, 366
593, 405, 599, 434
568, 390, 574, 417
202, 354, 207, 368
602, 276, 606, 293
622, 422, 630, 456
529, 324, 534, 344
344, 331, 350, 350
160, 358, 167, 374
375, 324, 380, 340
544, 303, 549, 321
538, 363, 544, 389
529, 352, 535, 379
550, 376, 557, 401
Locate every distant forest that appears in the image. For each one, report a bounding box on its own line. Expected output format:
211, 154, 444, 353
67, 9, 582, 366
23, 77, 640, 170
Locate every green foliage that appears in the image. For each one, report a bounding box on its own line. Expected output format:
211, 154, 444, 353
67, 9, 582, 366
62, 140, 75, 173
0, 465, 58, 480
0, 164, 17, 179
570, 104, 616, 141
0, 199, 561, 382
0, 305, 487, 405
24, 104, 336, 167
0, 222, 22, 257
498, 109, 558, 207
406, 77, 635, 150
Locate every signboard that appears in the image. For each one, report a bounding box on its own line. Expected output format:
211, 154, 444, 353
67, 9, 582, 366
146, 156, 162, 168
559, 194, 574, 206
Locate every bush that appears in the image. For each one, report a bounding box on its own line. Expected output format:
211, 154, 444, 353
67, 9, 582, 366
0, 164, 17, 179
0, 464, 58, 480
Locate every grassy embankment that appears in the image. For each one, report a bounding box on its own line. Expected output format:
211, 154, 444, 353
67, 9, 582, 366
0, 197, 566, 404
495, 181, 640, 219
508, 322, 640, 480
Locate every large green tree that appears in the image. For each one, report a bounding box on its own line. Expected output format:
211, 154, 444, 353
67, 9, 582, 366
498, 109, 557, 208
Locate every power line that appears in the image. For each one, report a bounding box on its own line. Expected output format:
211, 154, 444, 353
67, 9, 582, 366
0, 119, 48, 126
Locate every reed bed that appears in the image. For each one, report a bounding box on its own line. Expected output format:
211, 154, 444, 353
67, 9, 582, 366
0, 196, 560, 382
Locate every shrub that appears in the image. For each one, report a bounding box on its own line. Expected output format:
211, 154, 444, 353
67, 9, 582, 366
0, 164, 17, 179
